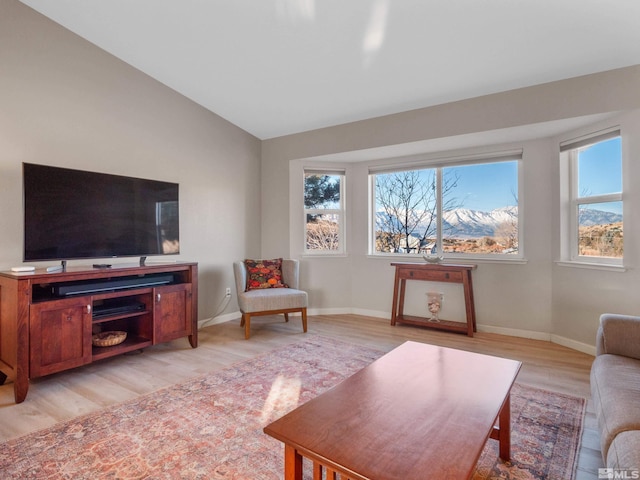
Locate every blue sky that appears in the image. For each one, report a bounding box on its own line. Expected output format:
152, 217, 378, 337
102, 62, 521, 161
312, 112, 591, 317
578, 137, 622, 197
577, 137, 622, 215
447, 137, 621, 213
445, 161, 518, 212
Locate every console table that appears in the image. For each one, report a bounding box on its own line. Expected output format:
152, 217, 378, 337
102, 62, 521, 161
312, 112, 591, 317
390, 262, 477, 336
0, 262, 198, 403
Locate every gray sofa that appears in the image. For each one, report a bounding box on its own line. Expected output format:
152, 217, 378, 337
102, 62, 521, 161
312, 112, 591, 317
590, 313, 640, 470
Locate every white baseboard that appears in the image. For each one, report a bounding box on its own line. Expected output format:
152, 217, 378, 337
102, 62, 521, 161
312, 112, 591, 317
197, 307, 596, 355
198, 311, 238, 329
308, 307, 596, 354
550, 334, 596, 356
350, 308, 390, 319
476, 324, 551, 341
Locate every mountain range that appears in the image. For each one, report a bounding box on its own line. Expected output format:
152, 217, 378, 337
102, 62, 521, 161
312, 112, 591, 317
442, 207, 517, 238
377, 206, 622, 239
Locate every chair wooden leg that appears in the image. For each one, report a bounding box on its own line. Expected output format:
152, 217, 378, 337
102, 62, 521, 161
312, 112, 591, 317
241, 308, 306, 339
302, 307, 308, 333
244, 313, 251, 340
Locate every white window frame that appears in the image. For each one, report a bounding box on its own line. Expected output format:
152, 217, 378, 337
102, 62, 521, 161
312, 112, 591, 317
559, 127, 623, 267
368, 149, 523, 262
303, 169, 346, 255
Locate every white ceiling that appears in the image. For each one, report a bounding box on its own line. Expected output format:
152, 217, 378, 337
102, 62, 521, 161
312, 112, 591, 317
19, 0, 640, 140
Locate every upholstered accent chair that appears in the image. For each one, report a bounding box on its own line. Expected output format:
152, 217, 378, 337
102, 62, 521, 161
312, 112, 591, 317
233, 259, 308, 339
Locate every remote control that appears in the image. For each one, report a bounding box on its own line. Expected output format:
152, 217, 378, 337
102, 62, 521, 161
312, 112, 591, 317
11, 266, 35, 272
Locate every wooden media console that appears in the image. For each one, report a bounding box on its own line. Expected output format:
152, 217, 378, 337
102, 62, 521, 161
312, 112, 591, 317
0, 262, 198, 403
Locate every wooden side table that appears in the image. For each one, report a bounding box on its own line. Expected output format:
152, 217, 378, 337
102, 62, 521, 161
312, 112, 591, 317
390, 262, 477, 336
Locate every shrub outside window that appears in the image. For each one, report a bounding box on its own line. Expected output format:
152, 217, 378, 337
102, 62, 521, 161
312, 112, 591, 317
371, 154, 520, 258
304, 170, 345, 254
561, 130, 623, 263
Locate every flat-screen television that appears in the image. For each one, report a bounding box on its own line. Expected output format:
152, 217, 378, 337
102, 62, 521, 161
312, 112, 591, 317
23, 163, 180, 263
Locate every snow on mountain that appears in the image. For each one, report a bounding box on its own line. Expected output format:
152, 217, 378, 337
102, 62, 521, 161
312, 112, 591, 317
442, 206, 517, 238
579, 208, 623, 226
377, 205, 621, 239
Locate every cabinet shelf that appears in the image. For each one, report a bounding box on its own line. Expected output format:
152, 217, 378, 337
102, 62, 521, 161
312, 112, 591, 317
92, 309, 151, 325
393, 314, 470, 334
92, 334, 153, 361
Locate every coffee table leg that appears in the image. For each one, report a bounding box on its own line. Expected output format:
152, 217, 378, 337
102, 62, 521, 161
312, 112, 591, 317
284, 444, 303, 480
499, 393, 511, 461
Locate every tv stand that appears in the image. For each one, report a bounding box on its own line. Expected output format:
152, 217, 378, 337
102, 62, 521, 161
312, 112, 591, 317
0, 262, 198, 403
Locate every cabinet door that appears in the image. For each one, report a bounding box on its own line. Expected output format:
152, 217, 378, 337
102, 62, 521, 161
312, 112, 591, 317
29, 298, 92, 377
153, 284, 192, 344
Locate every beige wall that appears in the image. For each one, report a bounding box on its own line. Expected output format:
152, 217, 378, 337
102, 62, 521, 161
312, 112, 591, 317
5, 0, 640, 352
0, 0, 262, 320
262, 66, 640, 353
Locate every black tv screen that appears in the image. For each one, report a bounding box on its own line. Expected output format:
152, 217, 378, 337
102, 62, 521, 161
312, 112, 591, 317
23, 163, 180, 262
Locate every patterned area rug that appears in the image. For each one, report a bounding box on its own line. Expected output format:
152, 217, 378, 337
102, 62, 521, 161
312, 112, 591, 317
0, 336, 585, 479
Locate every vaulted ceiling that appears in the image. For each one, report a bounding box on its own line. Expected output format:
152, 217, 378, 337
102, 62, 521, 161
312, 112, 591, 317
19, 0, 640, 139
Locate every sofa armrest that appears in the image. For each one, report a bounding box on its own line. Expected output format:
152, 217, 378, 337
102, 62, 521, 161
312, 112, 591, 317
597, 313, 640, 359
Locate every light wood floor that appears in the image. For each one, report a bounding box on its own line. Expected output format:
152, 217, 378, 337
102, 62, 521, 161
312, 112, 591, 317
0, 314, 602, 479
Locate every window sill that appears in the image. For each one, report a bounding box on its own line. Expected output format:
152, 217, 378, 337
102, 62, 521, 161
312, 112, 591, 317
366, 254, 527, 265
555, 260, 626, 272
302, 253, 349, 258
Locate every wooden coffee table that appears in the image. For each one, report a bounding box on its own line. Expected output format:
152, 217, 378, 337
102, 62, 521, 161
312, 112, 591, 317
264, 341, 522, 480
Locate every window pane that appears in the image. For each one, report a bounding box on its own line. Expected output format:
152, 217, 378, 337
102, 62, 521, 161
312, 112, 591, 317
374, 169, 437, 253
306, 213, 340, 251
578, 202, 623, 258
304, 174, 340, 209
442, 161, 518, 255
577, 137, 621, 197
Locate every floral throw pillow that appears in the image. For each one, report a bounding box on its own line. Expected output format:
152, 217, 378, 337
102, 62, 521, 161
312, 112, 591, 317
245, 258, 288, 291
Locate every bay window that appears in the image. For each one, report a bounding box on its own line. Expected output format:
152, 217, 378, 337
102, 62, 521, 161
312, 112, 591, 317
370, 151, 521, 259
304, 170, 345, 254
560, 128, 623, 265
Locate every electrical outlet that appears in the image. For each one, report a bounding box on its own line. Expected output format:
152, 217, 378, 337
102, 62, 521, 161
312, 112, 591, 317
225, 287, 231, 297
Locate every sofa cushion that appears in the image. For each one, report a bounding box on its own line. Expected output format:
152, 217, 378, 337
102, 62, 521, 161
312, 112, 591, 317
244, 258, 288, 290
607, 430, 640, 471
591, 353, 640, 460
